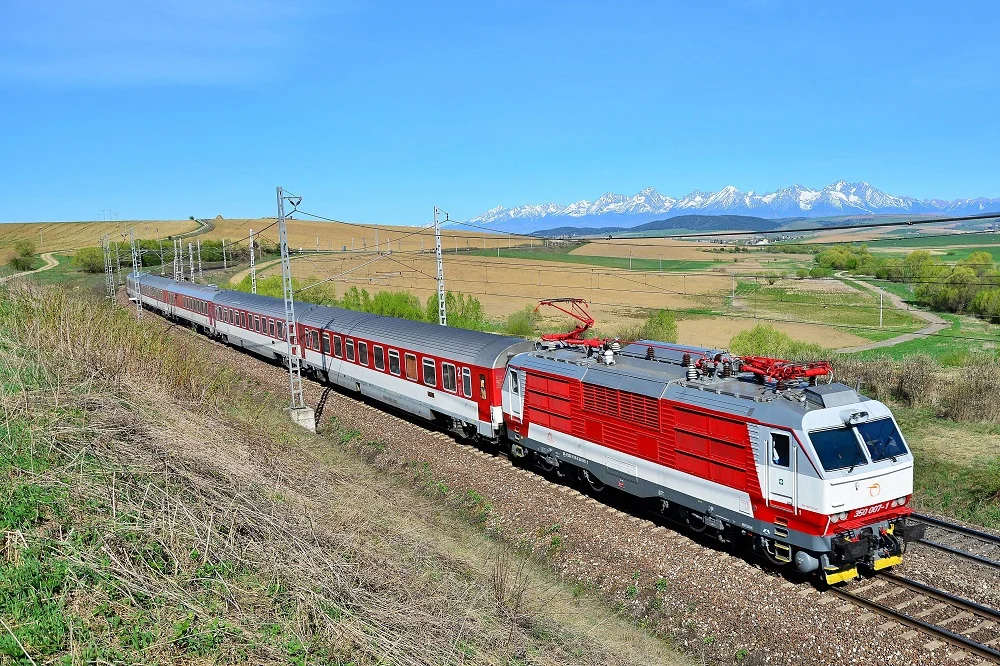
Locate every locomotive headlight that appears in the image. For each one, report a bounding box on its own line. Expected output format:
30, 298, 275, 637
830, 513, 840, 523
838, 511, 848, 521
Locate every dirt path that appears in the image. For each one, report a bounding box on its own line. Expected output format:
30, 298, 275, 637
0, 252, 59, 283
834, 275, 947, 353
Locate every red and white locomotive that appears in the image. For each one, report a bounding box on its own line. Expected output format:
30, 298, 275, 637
128, 274, 918, 583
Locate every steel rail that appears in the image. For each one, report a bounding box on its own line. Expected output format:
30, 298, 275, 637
911, 513, 1000, 570
831, 581, 1000, 663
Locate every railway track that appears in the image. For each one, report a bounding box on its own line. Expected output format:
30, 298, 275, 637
911, 513, 1000, 570
833, 572, 1000, 663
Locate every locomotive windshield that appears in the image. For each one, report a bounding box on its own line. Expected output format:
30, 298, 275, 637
808, 426, 868, 472
856, 418, 908, 462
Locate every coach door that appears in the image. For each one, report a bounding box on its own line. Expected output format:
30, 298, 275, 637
766, 431, 796, 511
506, 368, 523, 423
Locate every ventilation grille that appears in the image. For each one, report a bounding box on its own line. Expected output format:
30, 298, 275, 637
582, 384, 660, 430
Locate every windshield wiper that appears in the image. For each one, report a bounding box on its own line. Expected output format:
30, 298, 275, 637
847, 449, 866, 473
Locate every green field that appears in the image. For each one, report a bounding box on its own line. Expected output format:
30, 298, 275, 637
864, 232, 1000, 249
465, 248, 720, 272
734, 280, 921, 342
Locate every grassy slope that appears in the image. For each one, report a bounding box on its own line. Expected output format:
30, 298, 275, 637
0, 283, 687, 666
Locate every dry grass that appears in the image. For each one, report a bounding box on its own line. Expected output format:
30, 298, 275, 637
0, 281, 688, 666
201, 216, 519, 256
253, 252, 868, 347
0, 220, 197, 253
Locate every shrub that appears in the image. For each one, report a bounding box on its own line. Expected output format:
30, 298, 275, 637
728, 324, 827, 360
9, 256, 34, 271
615, 309, 678, 343
73, 247, 106, 273
13, 239, 36, 257
502, 307, 539, 337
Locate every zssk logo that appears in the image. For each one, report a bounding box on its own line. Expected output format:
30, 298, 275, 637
868, 483, 881, 497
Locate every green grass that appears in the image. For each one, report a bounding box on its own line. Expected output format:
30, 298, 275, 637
465, 247, 720, 272
734, 280, 922, 342
0, 255, 45, 277
854, 313, 1000, 364
865, 232, 1000, 249
894, 406, 1000, 527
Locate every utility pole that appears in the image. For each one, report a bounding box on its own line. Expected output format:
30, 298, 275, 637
197, 239, 203, 280
129, 228, 142, 320
188, 242, 194, 280
158, 230, 165, 275
249, 228, 257, 294
101, 234, 114, 302
276, 186, 312, 430
222, 239, 227, 269
731, 273, 736, 308
113, 239, 123, 286
659, 255, 662, 273
434, 206, 447, 325
629, 251, 633, 271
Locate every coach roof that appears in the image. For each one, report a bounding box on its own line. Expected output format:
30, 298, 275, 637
132, 273, 222, 301
298, 302, 533, 368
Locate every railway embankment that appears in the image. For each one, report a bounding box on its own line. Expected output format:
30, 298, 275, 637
0, 282, 684, 666
106, 286, 1000, 663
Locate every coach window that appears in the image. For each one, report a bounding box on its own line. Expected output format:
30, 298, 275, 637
388, 349, 400, 375
276, 322, 285, 339
479, 374, 487, 400
358, 342, 369, 366
404, 353, 417, 381
462, 368, 472, 398
374, 345, 385, 371
346, 339, 355, 361
310, 330, 320, 350
772, 433, 790, 468
422, 358, 436, 387
241, 312, 247, 328
254, 316, 261, 333
269, 320, 276, 337
321, 333, 331, 355
442, 363, 456, 392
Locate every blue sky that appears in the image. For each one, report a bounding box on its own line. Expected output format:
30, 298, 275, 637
2, 1, 998, 224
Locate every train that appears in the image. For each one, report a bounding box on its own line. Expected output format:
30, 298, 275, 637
127, 272, 921, 584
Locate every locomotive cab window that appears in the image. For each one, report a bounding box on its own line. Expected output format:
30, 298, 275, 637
321, 333, 331, 355
809, 426, 868, 472
462, 368, 472, 398
334, 335, 343, 358
358, 342, 369, 366
374, 345, 385, 371
422, 359, 436, 386
404, 353, 417, 381
857, 418, 908, 463
771, 433, 790, 468
346, 339, 355, 361
389, 350, 400, 375
442, 363, 456, 392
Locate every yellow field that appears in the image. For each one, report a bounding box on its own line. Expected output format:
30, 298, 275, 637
253, 252, 868, 348
0, 220, 198, 253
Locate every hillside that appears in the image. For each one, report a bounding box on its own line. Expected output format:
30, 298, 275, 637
0, 282, 687, 666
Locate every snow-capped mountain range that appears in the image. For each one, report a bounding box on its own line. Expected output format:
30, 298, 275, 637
468, 181, 1000, 234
